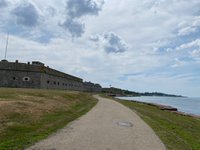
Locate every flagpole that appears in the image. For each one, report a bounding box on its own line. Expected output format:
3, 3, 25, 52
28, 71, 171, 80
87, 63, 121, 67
4, 32, 9, 60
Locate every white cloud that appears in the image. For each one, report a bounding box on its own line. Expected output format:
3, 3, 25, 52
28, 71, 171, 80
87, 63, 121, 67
178, 27, 196, 36
90, 32, 128, 53
165, 39, 200, 67
190, 49, 200, 61
1, 0, 200, 96
66, 0, 104, 18
60, 0, 104, 37
59, 18, 85, 38
177, 16, 200, 36
171, 58, 186, 68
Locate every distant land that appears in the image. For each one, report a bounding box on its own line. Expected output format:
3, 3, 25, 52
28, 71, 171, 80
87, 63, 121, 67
102, 87, 183, 97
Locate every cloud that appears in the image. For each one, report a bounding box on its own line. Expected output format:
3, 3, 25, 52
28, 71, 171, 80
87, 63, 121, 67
89, 34, 100, 42
103, 32, 128, 53
66, 0, 104, 18
12, 2, 40, 27
0, 0, 105, 40
90, 32, 128, 53
1, 0, 200, 96
171, 58, 186, 68
176, 39, 200, 51
177, 17, 200, 36
0, 0, 7, 8
181, 39, 200, 60
60, 0, 104, 37
44, 6, 56, 17
59, 18, 85, 37
178, 26, 197, 36
165, 39, 200, 66
190, 49, 200, 60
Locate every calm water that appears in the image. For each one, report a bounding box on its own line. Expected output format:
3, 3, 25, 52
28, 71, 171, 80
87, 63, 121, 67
117, 96, 200, 116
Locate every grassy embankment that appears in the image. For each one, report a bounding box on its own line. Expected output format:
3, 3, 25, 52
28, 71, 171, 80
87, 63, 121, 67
116, 98, 200, 150
0, 88, 97, 149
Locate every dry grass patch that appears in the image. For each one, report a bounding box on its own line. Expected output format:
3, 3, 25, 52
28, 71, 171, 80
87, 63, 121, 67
0, 88, 97, 149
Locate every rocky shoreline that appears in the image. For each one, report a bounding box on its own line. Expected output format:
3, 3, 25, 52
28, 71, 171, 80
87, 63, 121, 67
125, 100, 200, 119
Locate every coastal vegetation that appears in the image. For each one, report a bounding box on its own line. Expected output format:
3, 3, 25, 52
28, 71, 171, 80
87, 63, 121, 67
117, 99, 200, 150
0, 88, 97, 149
102, 87, 182, 97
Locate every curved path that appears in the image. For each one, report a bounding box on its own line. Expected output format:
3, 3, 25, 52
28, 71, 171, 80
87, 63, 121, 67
27, 95, 166, 150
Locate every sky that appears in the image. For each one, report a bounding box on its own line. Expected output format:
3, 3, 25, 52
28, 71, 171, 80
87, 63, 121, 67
0, 0, 200, 97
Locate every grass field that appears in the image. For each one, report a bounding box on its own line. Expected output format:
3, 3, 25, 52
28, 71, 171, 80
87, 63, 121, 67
117, 99, 200, 150
0, 88, 97, 149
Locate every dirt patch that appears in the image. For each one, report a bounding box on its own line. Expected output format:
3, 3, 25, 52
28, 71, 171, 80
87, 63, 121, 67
0, 95, 75, 133
0, 99, 66, 119
0, 101, 13, 106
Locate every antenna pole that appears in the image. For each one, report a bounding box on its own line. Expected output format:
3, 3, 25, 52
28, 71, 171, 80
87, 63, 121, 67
4, 32, 9, 60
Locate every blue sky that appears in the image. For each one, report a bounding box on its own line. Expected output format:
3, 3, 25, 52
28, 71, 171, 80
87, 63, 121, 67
1, 0, 200, 97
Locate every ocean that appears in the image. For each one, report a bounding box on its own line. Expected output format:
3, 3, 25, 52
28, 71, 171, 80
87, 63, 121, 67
116, 96, 200, 116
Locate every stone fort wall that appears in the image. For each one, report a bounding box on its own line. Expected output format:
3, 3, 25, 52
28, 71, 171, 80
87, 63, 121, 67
0, 60, 101, 92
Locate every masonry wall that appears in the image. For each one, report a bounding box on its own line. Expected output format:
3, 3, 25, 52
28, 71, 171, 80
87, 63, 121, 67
0, 70, 41, 88
44, 67, 82, 82
0, 60, 102, 92
0, 70, 84, 90
0, 61, 44, 73
83, 82, 102, 93
40, 73, 83, 91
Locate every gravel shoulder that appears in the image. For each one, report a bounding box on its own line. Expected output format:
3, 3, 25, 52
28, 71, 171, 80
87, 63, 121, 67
27, 95, 166, 150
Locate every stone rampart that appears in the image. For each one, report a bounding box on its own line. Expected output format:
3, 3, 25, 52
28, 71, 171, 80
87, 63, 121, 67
0, 60, 101, 92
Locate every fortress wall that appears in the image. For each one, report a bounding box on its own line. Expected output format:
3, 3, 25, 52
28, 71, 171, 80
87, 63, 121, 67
0, 69, 83, 90
40, 73, 83, 91
0, 70, 41, 88
0, 61, 82, 83
0, 61, 102, 92
44, 67, 82, 82
83, 82, 102, 93
0, 62, 44, 73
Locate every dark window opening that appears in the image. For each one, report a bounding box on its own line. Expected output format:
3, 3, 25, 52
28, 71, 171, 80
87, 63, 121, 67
47, 80, 50, 84
12, 77, 16, 81
57, 82, 60, 85
54, 81, 56, 85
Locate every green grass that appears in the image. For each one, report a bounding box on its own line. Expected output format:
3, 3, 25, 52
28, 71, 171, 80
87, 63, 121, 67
0, 88, 98, 149
117, 99, 200, 150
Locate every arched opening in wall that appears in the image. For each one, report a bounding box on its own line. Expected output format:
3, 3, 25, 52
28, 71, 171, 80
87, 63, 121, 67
23, 77, 30, 82
57, 82, 60, 85
47, 80, 50, 84
53, 81, 56, 85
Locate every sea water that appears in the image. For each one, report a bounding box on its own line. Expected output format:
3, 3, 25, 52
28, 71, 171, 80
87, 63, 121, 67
117, 96, 200, 116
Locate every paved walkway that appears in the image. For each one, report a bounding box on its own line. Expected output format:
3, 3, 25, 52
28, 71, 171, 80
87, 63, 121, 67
27, 95, 166, 150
